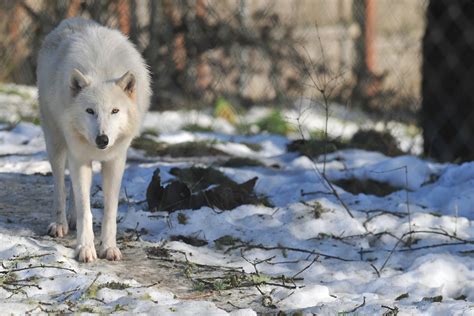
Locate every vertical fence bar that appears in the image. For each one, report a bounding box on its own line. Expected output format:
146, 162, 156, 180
365, 0, 375, 74
117, 0, 130, 35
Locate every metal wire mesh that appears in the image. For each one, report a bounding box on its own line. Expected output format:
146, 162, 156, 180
421, 0, 474, 162
1, 0, 473, 162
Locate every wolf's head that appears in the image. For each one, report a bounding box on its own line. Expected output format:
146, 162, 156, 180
67, 69, 139, 150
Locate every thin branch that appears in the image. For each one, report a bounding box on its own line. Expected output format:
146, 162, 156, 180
81, 272, 101, 299
291, 255, 319, 279
345, 296, 366, 313
226, 243, 355, 262
0, 265, 76, 274
370, 263, 380, 278
312, 165, 355, 218
379, 229, 474, 273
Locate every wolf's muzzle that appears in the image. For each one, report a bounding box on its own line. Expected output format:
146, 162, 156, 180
95, 134, 109, 149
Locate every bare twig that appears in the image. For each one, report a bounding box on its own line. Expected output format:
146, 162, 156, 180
363, 210, 407, 229
0, 264, 76, 274
227, 243, 355, 262
5, 253, 54, 261
381, 305, 399, 315
370, 166, 412, 234
345, 296, 366, 313
379, 229, 474, 272
398, 241, 471, 252
81, 272, 101, 300
291, 255, 319, 279
311, 164, 355, 218
370, 263, 380, 278
300, 189, 333, 197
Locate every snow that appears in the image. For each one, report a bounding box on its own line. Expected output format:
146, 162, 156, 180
0, 233, 212, 315
273, 284, 335, 309
0, 86, 472, 314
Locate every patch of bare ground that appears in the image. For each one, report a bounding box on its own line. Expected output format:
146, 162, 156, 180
0, 172, 273, 313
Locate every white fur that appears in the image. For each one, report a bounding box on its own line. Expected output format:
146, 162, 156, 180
37, 18, 151, 262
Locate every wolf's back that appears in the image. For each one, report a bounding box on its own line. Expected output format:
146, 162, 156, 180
37, 17, 99, 97
40, 17, 99, 53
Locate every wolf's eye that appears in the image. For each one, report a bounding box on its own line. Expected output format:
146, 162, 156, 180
111, 108, 119, 114
86, 108, 95, 115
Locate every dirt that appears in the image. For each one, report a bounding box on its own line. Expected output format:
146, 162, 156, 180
131, 137, 229, 158
333, 178, 402, 197
287, 129, 404, 158
0, 172, 273, 313
219, 157, 265, 168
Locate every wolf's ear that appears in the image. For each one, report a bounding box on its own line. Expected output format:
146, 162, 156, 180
116, 71, 135, 98
70, 69, 90, 97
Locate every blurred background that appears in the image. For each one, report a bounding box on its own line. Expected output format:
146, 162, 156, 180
1, 0, 474, 163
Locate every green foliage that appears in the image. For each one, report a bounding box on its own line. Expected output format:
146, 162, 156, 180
177, 212, 188, 225
250, 274, 271, 284
20, 116, 41, 125
101, 281, 130, 290
141, 293, 153, 301
212, 280, 226, 291
85, 284, 99, 298
256, 110, 291, 135
191, 271, 275, 293
114, 304, 127, 312
192, 281, 206, 292
77, 305, 96, 313
214, 97, 238, 125
85, 281, 130, 299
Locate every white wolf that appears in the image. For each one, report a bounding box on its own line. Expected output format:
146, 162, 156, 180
37, 18, 151, 262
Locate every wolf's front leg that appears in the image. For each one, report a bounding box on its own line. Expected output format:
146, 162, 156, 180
99, 155, 126, 261
69, 156, 96, 262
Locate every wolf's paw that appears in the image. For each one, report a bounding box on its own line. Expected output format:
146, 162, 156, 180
76, 244, 97, 263
47, 222, 69, 238
99, 246, 122, 261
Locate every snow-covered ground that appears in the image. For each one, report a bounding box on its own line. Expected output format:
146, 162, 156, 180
0, 85, 473, 314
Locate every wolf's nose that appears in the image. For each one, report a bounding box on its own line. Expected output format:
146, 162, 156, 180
95, 134, 109, 149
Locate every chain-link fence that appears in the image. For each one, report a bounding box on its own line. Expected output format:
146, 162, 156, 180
2, 0, 474, 162
421, 0, 474, 162
0, 0, 425, 110
0, 0, 308, 110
